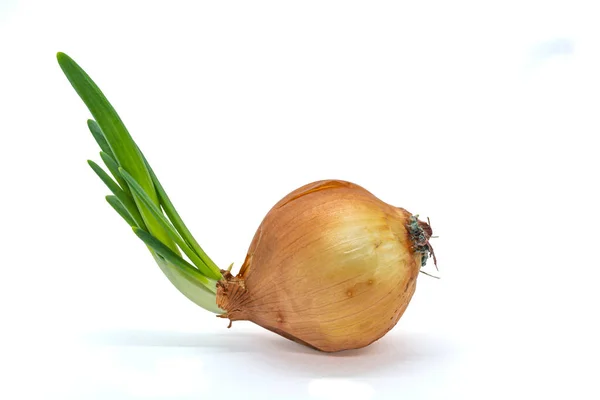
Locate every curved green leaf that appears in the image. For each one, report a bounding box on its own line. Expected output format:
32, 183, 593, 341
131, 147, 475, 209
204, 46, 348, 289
88, 160, 145, 229
57, 52, 176, 252
106, 195, 136, 227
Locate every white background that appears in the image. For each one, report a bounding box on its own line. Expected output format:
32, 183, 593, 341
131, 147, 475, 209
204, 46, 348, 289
1, 1, 599, 399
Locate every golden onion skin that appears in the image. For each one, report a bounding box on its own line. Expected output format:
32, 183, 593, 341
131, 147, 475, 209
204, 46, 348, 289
217, 180, 429, 352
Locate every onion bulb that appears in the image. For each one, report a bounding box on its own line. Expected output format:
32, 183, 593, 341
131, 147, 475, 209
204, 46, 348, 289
57, 52, 436, 353
217, 180, 435, 351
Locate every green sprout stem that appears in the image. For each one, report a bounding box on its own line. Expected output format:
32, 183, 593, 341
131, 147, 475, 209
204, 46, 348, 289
58, 52, 223, 313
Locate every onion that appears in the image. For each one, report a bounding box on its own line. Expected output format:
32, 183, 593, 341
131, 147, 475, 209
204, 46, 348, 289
217, 180, 434, 351
57, 52, 436, 352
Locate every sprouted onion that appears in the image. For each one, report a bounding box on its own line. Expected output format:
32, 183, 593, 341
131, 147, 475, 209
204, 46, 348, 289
57, 52, 437, 352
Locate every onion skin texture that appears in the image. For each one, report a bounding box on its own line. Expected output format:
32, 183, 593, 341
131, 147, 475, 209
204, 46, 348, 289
217, 180, 428, 352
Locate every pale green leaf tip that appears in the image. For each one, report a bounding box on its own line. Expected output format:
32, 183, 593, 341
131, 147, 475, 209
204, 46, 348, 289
56, 51, 70, 65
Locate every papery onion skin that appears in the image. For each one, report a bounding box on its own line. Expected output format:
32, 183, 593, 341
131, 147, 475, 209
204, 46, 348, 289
217, 180, 431, 352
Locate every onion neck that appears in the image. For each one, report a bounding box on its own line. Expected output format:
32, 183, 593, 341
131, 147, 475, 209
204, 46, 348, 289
406, 214, 437, 268
215, 270, 251, 325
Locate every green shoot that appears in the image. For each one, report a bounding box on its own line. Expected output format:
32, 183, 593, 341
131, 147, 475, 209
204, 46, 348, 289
87, 119, 113, 158
100, 152, 129, 194
58, 52, 224, 313
106, 195, 137, 227
133, 228, 216, 293
120, 167, 221, 280
142, 154, 221, 277
57, 52, 177, 253
87, 160, 146, 229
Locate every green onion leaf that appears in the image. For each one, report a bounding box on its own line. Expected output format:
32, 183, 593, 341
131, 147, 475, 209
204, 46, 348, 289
100, 151, 129, 194
87, 119, 113, 158
59, 52, 223, 314
57, 52, 176, 252
141, 153, 221, 277
120, 167, 221, 280
106, 195, 136, 227
87, 160, 146, 229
